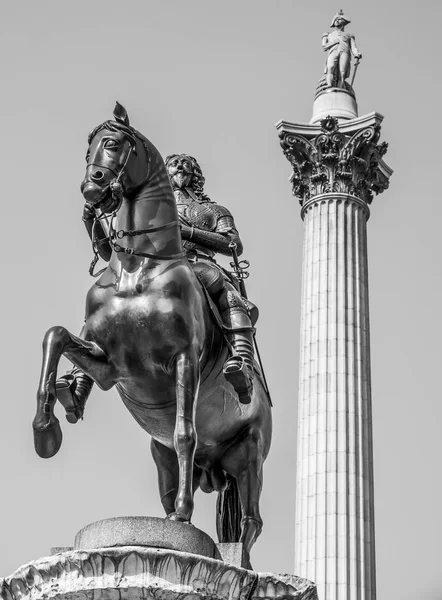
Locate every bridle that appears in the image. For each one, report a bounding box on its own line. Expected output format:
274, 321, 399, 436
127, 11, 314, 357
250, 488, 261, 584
87, 141, 134, 193
87, 139, 185, 277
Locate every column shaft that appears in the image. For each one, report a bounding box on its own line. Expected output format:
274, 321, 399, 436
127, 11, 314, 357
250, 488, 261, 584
295, 194, 376, 600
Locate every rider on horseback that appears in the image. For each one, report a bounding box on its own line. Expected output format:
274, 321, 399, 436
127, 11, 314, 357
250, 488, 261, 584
165, 154, 256, 404
56, 153, 256, 422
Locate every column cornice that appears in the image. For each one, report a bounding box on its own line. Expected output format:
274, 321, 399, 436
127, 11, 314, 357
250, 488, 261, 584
300, 192, 370, 221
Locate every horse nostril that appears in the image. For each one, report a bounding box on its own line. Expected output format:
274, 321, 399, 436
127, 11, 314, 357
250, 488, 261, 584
91, 170, 104, 181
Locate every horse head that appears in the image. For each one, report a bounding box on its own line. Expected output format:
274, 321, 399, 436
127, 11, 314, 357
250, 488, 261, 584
81, 102, 150, 214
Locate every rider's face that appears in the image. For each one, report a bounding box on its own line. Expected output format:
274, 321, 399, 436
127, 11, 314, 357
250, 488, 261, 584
168, 157, 193, 189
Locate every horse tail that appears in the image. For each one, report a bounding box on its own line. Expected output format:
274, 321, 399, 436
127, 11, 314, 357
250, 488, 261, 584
216, 474, 242, 542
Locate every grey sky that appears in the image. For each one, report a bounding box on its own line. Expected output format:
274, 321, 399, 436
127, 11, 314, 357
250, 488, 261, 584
1, 1, 441, 598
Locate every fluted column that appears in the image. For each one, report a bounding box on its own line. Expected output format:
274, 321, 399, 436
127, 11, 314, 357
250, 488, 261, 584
297, 193, 374, 599
276, 114, 392, 600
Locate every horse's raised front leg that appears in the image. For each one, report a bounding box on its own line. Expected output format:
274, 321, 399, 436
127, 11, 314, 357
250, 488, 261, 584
168, 350, 200, 522
33, 325, 114, 459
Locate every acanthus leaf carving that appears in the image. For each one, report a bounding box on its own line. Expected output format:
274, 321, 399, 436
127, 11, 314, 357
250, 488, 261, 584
0, 547, 318, 600
279, 120, 390, 206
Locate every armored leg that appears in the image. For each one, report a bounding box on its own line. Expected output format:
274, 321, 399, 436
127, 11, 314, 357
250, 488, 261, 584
56, 367, 94, 423
191, 261, 255, 404
219, 285, 255, 404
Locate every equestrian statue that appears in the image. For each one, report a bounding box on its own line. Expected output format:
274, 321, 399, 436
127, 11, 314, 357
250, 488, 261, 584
32, 103, 272, 566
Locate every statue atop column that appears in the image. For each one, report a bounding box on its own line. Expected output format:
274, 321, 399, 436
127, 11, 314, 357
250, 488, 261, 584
321, 10, 362, 90
311, 10, 362, 123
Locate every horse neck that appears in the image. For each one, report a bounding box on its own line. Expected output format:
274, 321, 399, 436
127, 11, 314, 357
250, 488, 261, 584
114, 158, 183, 257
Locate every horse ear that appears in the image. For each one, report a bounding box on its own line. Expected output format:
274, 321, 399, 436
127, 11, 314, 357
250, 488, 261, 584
113, 101, 130, 127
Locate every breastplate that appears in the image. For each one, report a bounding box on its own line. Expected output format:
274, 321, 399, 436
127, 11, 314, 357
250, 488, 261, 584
178, 200, 218, 231
175, 195, 218, 257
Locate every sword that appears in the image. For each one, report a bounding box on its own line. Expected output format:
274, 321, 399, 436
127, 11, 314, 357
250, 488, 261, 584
350, 56, 361, 87
229, 242, 273, 405
228, 241, 249, 300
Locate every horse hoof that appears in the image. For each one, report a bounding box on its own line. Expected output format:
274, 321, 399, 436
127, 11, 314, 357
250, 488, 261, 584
167, 512, 191, 524
33, 418, 63, 458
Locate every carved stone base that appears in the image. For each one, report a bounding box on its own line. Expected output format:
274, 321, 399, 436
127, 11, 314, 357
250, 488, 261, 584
311, 88, 358, 123
1, 518, 318, 600
1, 547, 318, 600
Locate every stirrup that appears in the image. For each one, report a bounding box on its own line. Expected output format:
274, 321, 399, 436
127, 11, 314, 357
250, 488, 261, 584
223, 356, 253, 405
56, 375, 84, 424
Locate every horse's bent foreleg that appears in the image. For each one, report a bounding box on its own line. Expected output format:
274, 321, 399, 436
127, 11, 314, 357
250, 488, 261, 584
56, 326, 95, 424
168, 350, 200, 522
33, 325, 113, 459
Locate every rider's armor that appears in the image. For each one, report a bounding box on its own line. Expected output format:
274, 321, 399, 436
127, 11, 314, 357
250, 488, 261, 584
175, 190, 239, 257
175, 188, 256, 404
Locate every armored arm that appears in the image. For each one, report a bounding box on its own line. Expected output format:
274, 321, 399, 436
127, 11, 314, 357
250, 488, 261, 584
181, 203, 244, 256
186, 217, 243, 255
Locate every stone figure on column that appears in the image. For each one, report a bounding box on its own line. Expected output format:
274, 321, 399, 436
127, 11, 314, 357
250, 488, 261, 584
322, 10, 361, 88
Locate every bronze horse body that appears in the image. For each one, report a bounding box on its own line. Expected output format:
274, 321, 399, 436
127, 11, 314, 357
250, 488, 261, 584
32, 105, 272, 563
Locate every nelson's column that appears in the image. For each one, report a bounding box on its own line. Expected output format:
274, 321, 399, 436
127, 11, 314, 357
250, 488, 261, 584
276, 11, 393, 600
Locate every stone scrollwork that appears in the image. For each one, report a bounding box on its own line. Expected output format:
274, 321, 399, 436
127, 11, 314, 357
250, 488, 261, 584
279, 115, 390, 206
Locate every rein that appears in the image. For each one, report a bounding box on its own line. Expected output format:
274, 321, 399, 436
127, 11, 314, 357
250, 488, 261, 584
108, 215, 186, 261
90, 214, 186, 277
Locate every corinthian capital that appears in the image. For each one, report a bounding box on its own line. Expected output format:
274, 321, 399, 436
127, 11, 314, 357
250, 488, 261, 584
276, 113, 393, 206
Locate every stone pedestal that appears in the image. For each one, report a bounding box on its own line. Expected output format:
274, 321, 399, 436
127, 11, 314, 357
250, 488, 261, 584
276, 114, 392, 600
311, 88, 358, 124
74, 517, 221, 560
1, 517, 318, 600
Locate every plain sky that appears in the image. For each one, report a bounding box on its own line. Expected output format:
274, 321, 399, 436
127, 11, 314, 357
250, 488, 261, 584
1, 1, 441, 599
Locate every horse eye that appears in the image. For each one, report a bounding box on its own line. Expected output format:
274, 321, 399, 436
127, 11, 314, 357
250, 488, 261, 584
104, 139, 119, 149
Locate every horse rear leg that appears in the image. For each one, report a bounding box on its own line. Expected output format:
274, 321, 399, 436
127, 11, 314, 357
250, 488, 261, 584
169, 350, 200, 523
237, 462, 264, 560
33, 325, 113, 459
223, 429, 265, 567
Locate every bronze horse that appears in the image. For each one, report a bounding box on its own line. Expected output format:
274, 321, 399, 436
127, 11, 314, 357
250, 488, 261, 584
32, 104, 272, 564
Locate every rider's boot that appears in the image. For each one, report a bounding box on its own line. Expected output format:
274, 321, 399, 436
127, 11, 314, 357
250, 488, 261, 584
221, 304, 255, 405
56, 368, 94, 423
